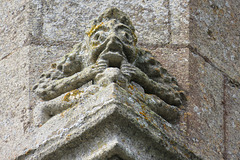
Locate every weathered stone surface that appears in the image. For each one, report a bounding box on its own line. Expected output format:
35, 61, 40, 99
0, 1, 30, 159
0, 47, 30, 159
188, 1, 240, 159
29, 0, 170, 48
190, 0, 240, 82
32, 8, 184, 127
1, 0, 240, 159
16, 83, 200, 160
170, 0, 189, 45
0, 0, 28, 59
185, 52, 224, 159
29, 45, 72, 107
14, 7, 200, 160
152, 48, 190, 91
226, 82, 240, 159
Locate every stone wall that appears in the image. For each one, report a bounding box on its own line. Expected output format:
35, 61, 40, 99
0, 0, 239, 159
0, 0, 30, 158
188, 0, 240, 159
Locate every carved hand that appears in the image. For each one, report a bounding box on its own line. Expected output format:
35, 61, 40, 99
89, 59, 109, 78
120, 60, 137, 81
120, 60, 182, 106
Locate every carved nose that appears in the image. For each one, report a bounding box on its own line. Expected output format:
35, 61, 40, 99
106, 34, 123, 52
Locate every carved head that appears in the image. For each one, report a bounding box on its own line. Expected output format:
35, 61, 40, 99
85, 8, 138, 67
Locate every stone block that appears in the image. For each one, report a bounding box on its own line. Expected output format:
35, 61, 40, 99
29, 0, 170, 48
0, 0, 28, 59
0, 1, 29, 158
184, 51, 224, 159
170, 0, 189, 45
0, 46, 30, 159
189, 0, 240, 82
16, 83, 200, 160
226, 82, 240, 159
152, 48, 190, 91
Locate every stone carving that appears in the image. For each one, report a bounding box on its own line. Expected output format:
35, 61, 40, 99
33, 8, 185, 125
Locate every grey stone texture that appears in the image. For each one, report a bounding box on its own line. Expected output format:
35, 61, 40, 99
190, 0, 240, 82
17, 8, 195, 159
225, 82, 240, 159
0, 0, 239, 159
189, 1, 240, 159
0, 0, 30, 158
30, 8, 184, 130
16, 82, 200, 160
187, 52, 224, 159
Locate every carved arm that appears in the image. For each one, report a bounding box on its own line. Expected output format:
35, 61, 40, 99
121, 61, 182, 106
33, 59, 108, 101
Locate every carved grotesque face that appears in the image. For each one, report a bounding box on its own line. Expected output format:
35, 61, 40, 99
87, 19, 137, 67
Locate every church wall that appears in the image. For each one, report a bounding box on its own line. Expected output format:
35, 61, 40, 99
0, 0, 239, 159
189, 0, 240, 159
0, 1, 30, 159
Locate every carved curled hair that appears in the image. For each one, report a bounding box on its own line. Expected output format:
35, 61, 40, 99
91, 7, 135, 33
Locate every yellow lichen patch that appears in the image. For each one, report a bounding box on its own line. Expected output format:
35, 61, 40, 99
91, 41, 100, 48
63, 92, 71, 102
139, 111, 150, 121
25, 149, 31, 155
163, 124, 169, 132
60, 112, 64, 118
128, 84, 134, 90
51, 63, 57, 69
86, 22, 104, 37
154, 68, 160, 72
71, 89, 83, 97
139, 111, 145, 116
140, 93, 144, 98
66, 134, 71, 140
87, 24, 96, 37
128, 91, 133, 95
63, 89, 83, 102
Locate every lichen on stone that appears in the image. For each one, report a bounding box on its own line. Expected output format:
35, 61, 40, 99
33, 7, 185, 125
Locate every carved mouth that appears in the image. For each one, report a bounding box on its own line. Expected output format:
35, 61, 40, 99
100, 51, 126, 68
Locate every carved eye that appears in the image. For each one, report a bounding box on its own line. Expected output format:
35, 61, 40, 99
121, 31, 133, 44
92, 31, 107, 43
94, 33, 100, 40
125, 33, 130, 40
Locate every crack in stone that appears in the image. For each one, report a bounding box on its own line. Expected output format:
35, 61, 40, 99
188, 45, 240, 87
0, 52, 14, 61
222, 75, 228, 160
